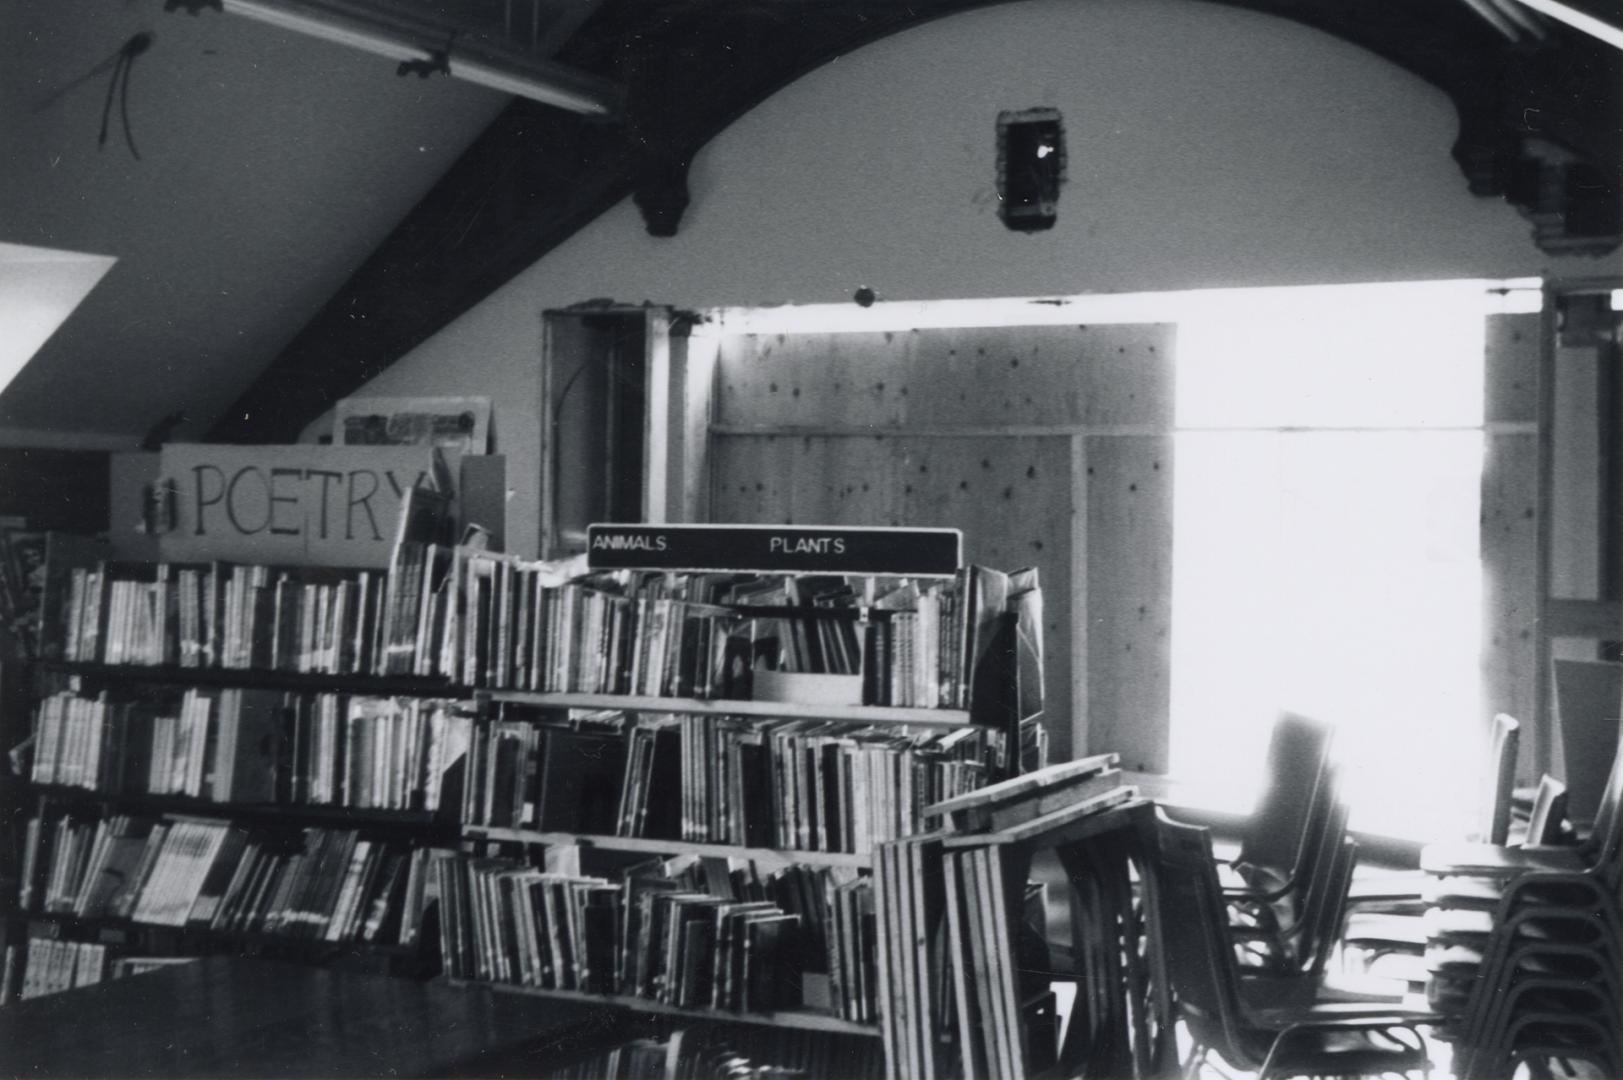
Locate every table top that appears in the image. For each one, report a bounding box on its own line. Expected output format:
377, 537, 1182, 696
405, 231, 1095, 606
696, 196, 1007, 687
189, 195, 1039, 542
0, 956, 626, 1078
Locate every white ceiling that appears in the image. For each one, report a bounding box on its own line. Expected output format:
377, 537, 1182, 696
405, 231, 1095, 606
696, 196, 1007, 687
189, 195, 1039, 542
0, 0, 510, 446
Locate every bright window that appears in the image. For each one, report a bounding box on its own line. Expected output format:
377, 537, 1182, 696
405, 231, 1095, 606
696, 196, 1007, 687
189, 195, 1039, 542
1169, 285, 1492, 838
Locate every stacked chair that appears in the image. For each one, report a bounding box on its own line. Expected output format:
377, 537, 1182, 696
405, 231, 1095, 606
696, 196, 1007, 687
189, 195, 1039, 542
1157, 712, 1440, 1078
1339, 715, 1523, 980
1218, 712, 1342, 973
1153, 810, 1435, 1079
1416, 734, 1623, 1079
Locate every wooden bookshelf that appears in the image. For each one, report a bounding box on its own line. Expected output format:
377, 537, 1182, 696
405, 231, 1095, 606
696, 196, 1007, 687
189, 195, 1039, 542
482, 689, 973, 727
451, 977, 879, 1036
11, 523, 1044, 1077
464, 825, 874, 868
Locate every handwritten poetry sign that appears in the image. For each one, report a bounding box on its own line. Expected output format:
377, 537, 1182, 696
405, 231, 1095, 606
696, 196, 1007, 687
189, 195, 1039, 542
155, 444, 441, 568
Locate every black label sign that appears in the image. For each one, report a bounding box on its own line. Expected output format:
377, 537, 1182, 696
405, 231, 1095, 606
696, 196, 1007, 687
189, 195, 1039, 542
586, 524, 962, 575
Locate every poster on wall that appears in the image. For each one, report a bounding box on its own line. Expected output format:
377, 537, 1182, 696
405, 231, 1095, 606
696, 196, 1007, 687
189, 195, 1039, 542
334, 396, 491, 455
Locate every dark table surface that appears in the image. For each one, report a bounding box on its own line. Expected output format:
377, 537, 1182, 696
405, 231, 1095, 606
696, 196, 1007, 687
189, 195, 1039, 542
0, 956, 627, 1078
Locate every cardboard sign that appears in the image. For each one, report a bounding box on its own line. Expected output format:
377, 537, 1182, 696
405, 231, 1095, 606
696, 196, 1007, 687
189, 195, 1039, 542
153, 444, 441, 568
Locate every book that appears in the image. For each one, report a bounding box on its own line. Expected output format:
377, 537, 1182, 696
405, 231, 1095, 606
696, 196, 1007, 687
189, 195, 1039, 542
537, 725, 627, 835
924, 753, 1121, 834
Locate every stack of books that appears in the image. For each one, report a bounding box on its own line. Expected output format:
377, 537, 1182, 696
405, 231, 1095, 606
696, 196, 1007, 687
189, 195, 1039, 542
463, 707, 1001, 854
44, 555, 1024, 717
873, 755, 1135, 1080
27, 688, 474, 812
18, 814, 430, 947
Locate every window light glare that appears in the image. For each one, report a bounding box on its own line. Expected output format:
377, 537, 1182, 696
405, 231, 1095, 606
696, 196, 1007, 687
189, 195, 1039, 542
1169, 285, 1490, 841
0, 242, 117, 398
716, 278, 1541, 337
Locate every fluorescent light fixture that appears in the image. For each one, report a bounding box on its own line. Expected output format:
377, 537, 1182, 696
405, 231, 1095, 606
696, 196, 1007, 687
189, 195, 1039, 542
0, 242, 117, 397
222, 0, 623, 116
1506, 0, 1623, 49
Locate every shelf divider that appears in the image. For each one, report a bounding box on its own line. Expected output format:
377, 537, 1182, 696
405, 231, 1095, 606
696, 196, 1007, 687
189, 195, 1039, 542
480, 689, 973, 727
463, 826, 873, 868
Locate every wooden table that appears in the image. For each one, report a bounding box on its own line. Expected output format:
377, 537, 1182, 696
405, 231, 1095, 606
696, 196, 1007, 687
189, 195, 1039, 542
0, 956, 626, 1077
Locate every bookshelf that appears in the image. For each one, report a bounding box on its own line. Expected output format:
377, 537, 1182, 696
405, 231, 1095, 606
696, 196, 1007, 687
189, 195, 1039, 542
433, 523, 1045, 1060
5, 530, 478, 1000
5, 520, 1044, 1079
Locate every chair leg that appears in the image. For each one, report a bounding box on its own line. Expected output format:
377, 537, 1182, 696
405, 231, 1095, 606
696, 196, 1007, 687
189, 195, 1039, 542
1180, 1044, 1207, 1080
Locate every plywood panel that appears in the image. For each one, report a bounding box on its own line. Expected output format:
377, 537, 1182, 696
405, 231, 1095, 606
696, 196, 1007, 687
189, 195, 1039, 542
1550, 343, 1601, 601
1084, 435, 1174, 772
1481, 432, 1539, 779
715, 323, 1175, 430
711, 433, 1076, 759
1484, 312, 1540, 425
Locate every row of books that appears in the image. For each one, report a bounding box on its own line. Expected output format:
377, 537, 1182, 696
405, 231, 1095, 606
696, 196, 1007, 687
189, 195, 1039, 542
27, 688, 473, 813
18, 812, 430, 946
52, 561, 392, 674
465, 708, 1000, 855
26, 686, 998, 855
44, 553, 1037, 717
385, 551, 1017, 711
16, 936, 112, 1001
0, 935, 193, 1000
436, 848, 876, 1020
4, 937, 193, 1004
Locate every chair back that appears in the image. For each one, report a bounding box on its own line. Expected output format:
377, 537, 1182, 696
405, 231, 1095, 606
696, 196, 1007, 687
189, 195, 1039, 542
1151, 810, 1255, 1066
1306, 837, 1358, 977
1290, 783, 1353, 975
1236, 712, 1335, 878
1477, 713, 1520, 846
1553, 659, 1622, 828
1581, 734, 1623, 881
1525, 775, 1569, 847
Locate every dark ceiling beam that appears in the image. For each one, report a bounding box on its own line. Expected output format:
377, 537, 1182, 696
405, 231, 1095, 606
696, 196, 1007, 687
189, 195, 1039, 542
210, 0, 1621, 445
207, 97, 632, 443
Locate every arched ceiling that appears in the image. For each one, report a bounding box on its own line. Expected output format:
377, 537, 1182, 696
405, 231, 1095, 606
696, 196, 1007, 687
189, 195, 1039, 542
180, 0, 1621, 442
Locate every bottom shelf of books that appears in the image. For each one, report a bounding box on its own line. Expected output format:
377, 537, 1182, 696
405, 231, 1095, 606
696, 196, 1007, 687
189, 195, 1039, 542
5, 763, 1170, 1080
5, 807, 442, 1002
432, 843, 882, 1034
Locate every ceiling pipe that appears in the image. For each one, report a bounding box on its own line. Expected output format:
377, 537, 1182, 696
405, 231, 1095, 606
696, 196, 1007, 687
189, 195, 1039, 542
1485, 0, 1549, 39
1457, 0, 1527, 41
218, 0, 624, 116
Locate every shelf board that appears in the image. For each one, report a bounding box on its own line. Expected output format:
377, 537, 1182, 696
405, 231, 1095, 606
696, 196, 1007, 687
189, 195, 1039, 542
480, 690, 972, 727
42, 661, 470, 700
20, 911, 421, 959
463, 827, 873, 868
27, 785, 456, 831
448, 978, 879, 1036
